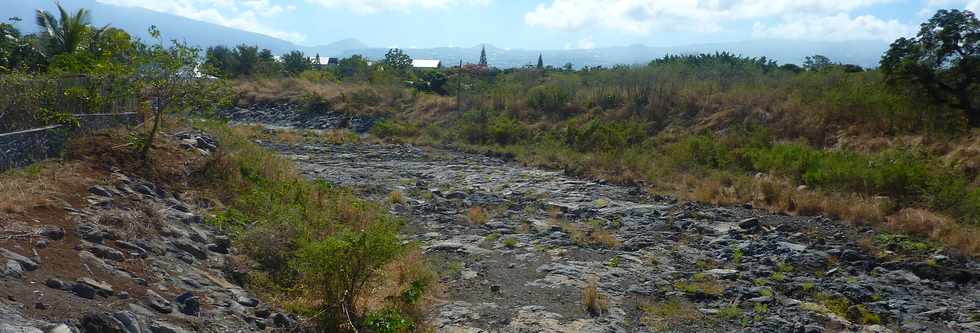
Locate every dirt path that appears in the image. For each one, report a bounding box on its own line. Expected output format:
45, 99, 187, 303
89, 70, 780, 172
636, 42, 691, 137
265, 141, 980, 333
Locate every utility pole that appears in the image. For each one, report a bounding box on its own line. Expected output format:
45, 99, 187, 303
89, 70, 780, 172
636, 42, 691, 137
457, 58, 463, 113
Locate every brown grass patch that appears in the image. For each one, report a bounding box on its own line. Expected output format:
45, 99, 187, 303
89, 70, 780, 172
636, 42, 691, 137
582, 277, 609, 316
0, 161, 91, 214
359, 247, 439, 329
640, 297, 705, 331
466, 206, 489, 225
887, 208, 980, 256
589, 228, 622, 249
235, 78, 344, 106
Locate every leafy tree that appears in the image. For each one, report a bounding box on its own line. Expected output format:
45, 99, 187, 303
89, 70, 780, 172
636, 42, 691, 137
282, 50, 311, 76
234, 44, 259, 77
779, 63, 803, 73
414, 70, 448, 94
537, 53, 544, 70
134, 26, 230, 165
35, 3, 96, 57
802, 55, 832, 71
382, 48, 412, 74
204, 45, 238, 78
881, 9, 980, 126
479, 45, 488, 66
337, 54, 370, 81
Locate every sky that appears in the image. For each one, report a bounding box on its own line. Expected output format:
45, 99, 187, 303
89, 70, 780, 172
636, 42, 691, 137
92, 0, 980, 49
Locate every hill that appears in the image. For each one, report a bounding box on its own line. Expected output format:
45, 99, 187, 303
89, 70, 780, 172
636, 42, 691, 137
5, 0, 886, 67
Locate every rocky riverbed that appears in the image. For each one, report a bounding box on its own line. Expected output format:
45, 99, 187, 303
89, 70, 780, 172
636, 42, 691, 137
264, 140, 980, 333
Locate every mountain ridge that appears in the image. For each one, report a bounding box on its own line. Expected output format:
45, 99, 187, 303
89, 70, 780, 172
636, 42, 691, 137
6, 0, 888, 68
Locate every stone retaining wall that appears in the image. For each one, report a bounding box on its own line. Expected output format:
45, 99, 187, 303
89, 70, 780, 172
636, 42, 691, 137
0, 113, 143, 171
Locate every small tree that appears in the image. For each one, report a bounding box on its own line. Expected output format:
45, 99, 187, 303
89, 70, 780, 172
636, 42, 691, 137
802, 55, 832, 71
135, 26, 229, 166
537, 53, 544, 70
382, 48, 412, 75
282, 50, 311, 76
881, 9, 980, 126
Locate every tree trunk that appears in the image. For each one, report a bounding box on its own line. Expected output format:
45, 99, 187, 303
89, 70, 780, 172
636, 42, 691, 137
140, 96, 163, 168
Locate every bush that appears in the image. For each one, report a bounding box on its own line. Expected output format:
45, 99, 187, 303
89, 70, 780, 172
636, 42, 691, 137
293, 220, 403, 328
527, 84, 572, 116
457, 110, 528, 145
371, 119, 421, 139
196, 121, 427, 331
563, 119, 646, 153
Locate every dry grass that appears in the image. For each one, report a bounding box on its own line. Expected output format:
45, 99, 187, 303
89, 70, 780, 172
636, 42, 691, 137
317, 129, 359, 144
589, 228, 622, 249
466, 206, 489, 225
0, 161, 90, 214
640, 297, 706, 331
887, 208, 980, 256
91, 201, 166, 239
274, 130, 305, 144
359, 247, 439, 329
388, 191, 405, 205
235, 78, 344, 106
582, 277, 609, 317
683, 173, 885, 225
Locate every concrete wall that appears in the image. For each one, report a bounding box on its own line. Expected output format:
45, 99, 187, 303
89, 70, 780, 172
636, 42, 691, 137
0, 113, 143, 171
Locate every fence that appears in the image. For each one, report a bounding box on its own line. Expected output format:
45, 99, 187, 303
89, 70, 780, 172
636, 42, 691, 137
0, 74, 140, 133
0, 113, 143, 171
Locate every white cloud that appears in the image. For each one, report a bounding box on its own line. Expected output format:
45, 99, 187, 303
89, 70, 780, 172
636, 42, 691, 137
524, 0, 902, 40
305, 0, 490, 13
752, 14, 915, 41
96, 0, 307, 43
922, 0, 980, 15
577, 36, 595, 49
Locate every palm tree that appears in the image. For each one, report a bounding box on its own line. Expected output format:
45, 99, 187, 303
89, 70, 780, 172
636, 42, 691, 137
35, 2, 92, 56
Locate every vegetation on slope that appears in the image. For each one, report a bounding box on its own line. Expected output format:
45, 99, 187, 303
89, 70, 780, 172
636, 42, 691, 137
196, 121, 435, 331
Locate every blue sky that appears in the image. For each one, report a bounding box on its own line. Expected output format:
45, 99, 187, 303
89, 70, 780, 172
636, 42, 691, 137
94, 0, 980, 49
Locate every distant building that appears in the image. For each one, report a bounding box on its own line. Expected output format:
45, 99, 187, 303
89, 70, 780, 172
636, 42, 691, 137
412, 59, 442, 69
315, 57, 339, 68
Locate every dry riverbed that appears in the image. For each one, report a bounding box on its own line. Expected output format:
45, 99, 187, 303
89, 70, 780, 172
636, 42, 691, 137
263, 139, 980, 333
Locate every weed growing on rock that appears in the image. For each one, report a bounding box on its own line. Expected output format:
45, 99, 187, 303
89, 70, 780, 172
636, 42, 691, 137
582, 278, 609, 317
388, 191, 405, 205
640, 297, 704, 331
466, 206, 489, 225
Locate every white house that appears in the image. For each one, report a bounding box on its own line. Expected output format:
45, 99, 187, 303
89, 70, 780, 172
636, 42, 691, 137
412, 59, 442, 69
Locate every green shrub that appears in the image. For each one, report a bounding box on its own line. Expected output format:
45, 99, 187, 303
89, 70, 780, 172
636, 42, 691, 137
293, 220, 403, 328
563, 119, 646, 153
371, 119, 421, 139
363, 309, 415, 333
527, 84, 572, 115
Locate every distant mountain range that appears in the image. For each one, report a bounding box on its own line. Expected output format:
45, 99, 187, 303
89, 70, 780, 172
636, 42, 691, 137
7, 0, 889, 68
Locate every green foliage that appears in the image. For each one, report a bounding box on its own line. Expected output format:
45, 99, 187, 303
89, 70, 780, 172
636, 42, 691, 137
281, 50, 312, 76
400, 280, 426, 305
562, 119, 645, 153
527, 83, 572, 115
337, 55, 372, 81
414, 70, 448, 94
35, 3, 93, 57
875, 234, 936, 254
382, 48, 412, 75
294, 221, 403, 327
457, 110, 529, 145
371, 119, 421, 139
363, 309, 416, 333
881, 9, 980, 127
